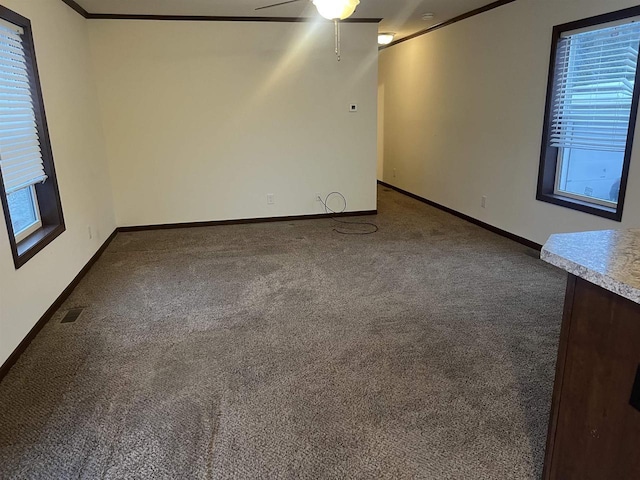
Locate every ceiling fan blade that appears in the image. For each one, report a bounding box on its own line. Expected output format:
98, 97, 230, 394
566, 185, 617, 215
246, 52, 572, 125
255, 0, 305, 11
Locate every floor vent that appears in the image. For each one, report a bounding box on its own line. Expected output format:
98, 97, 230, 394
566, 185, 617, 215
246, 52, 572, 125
61, 308, 84, 324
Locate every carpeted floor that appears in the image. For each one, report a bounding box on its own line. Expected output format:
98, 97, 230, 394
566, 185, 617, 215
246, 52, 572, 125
0, 186, 566, 479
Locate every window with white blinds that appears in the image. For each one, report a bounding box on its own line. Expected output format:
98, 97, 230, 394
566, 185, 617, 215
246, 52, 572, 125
537, 9, 640, 221
0, 18, 47, 195
551, 22, 640, 153
0, 5, 64, 268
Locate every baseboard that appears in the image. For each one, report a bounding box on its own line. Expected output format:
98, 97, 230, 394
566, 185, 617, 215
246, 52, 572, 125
377, 180, 542, 251
118, 210, 378, 232
0, 229, 118, 383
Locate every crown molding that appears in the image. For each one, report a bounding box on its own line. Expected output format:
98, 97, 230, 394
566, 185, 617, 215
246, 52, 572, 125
86, 14, 381, 22
58, 0, 381, 23
60, 0, 89, 17
380, 0, 517, 49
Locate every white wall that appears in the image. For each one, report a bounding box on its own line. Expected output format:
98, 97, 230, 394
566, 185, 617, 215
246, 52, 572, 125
379, 0, 640, 245
88, 20, 379, 227
0, 0, 115, 366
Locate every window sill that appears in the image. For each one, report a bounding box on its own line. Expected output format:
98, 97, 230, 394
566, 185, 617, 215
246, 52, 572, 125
14, 223, 65, 268
536, 192, 621, 221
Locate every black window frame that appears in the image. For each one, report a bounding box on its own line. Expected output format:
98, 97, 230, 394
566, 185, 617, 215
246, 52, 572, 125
536, 5, 640, 222
0, 5, 65, 269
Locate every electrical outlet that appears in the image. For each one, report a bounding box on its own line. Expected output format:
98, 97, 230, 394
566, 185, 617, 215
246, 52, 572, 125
349, 104, 358, 112
267, 193, 275, 205
481, 195, 487, 208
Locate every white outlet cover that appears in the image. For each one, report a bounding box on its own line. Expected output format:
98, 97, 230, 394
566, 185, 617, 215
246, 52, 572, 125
349, 104, 357, 112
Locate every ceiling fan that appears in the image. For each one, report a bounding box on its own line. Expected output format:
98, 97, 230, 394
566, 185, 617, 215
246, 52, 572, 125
255, 0, 361, 60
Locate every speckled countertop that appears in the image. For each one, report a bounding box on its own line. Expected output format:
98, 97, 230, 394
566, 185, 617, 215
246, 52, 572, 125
541, 229, 640, 304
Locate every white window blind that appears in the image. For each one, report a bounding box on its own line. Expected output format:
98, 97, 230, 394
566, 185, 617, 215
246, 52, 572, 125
0, 19, 46, 194
551, 22, 640, 152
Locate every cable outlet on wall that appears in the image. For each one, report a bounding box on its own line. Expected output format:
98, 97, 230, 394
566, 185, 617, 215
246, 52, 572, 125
267, 193, 275, 205
481, 195, 487, 208
349, 104, 358, 112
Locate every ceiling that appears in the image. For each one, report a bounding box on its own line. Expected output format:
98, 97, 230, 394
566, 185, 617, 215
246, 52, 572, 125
74, 0, 498, 41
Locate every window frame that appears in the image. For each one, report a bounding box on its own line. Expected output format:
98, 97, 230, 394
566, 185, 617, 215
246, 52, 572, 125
0, 5, 64, 269
11, 185, 43, 243
553, 148, 619, 209
536, 6, 640, 222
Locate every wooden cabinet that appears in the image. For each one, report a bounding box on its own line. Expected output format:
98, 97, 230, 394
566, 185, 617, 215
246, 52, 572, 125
543, 275, 640, 479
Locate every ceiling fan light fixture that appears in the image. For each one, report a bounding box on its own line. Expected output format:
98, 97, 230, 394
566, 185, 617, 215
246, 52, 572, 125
377, 33, 395, 45
312, 0, 360, 20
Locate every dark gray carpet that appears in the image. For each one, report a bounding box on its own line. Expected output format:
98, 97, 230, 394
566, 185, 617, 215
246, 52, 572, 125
0, 186, 565, 479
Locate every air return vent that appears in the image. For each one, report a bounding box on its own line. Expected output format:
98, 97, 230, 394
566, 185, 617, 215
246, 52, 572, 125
61, 308, 84, 324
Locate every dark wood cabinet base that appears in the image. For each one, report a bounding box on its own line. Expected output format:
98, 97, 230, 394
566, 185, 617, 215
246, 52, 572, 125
543, 274, 640, 479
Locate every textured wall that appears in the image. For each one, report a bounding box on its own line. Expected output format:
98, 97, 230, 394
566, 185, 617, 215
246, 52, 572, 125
0, 0, 115, 366
88, 20, 379, 227
379, 0, 640, 245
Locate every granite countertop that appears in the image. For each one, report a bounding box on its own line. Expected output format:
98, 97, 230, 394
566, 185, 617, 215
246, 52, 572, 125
541, 228, 640, 304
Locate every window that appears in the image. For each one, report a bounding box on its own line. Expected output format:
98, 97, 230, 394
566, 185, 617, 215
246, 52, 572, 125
537, 7, 640, 221
0, 6, 64, 268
